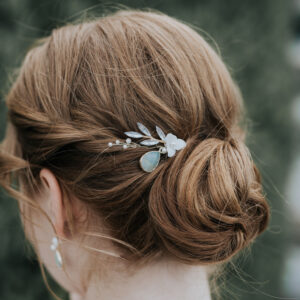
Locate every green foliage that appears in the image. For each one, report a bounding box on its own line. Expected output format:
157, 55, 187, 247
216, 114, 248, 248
0, 0, 294, 299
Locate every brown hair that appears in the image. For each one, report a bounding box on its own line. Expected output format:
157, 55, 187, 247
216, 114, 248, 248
0, 7, 269, 277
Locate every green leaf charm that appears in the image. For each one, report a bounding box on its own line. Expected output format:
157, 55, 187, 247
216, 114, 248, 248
139, 151, 161, 172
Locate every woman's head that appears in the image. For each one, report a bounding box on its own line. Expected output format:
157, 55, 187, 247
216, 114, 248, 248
0, 8, 269, 295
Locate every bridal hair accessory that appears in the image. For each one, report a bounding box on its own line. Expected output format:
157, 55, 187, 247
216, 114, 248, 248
50, 236, 63, 268
107, 122, 186, 173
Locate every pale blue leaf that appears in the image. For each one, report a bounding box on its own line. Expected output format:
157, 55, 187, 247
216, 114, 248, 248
155, 125, 166, 141
140, 139, 160, 146
124, 131, 143, 138
137, 122, 152, 136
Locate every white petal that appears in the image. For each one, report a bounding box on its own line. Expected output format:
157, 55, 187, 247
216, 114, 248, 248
167, 147, 176, 157
175, 139, 186, 150
165, 133, 177, 144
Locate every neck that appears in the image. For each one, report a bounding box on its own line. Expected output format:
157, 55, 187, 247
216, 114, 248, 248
83, 255, 211, 300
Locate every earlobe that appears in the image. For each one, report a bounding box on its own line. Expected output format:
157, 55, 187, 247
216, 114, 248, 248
39, 168, 67, 239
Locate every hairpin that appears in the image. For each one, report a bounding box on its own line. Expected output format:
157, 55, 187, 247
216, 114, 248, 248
107, 122, 186, 173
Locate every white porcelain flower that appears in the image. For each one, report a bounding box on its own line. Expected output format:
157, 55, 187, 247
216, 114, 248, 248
165, 133, 186, 157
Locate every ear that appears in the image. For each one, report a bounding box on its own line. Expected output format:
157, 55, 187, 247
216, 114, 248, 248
39, 168, 67, 239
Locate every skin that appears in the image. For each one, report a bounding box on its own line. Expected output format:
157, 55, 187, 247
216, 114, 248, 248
23, 168, 212, 300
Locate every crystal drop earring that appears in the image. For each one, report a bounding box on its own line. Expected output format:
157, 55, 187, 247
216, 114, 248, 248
50, 236, 63, 268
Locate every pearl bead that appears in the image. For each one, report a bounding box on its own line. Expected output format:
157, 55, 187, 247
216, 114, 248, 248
123, 144, 128, 149
126, 138, 132, 144
161, 147, 167, 154
52, 237, 58, 246
108, 142, 113, 147
116, 140, 120, 144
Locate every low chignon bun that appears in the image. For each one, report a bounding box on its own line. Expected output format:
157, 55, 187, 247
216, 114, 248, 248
148, 136, 269, 264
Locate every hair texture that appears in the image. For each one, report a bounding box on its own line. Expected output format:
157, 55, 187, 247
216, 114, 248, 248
0, 8, 269, 275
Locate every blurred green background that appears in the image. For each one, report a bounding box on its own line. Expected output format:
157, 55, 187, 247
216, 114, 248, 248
0, 0, 297, 299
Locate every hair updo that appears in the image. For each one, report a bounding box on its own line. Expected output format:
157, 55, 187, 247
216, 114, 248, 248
0, 9, 269, 267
